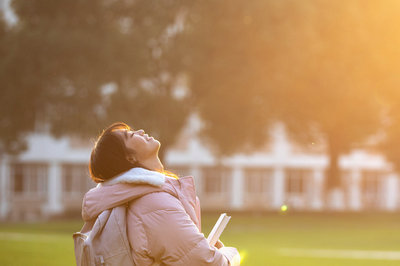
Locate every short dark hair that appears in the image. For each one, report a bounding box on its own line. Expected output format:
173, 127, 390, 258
89, 122, 137, 183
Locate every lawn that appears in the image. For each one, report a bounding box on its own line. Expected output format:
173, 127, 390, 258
0, 212, 399, 265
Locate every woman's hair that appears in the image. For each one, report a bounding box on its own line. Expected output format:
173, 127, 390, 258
89, 122, 136, 183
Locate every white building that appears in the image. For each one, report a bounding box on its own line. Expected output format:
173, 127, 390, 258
0, 117, 398, 221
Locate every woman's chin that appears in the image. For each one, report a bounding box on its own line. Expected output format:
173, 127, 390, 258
154, 141, 161, 152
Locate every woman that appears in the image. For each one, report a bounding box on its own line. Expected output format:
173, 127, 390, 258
82, 122, 240, 265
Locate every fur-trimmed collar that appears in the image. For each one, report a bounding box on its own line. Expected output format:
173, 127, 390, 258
98, 167, 166, 187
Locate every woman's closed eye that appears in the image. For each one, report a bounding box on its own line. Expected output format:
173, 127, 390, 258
135, 129, 145, 135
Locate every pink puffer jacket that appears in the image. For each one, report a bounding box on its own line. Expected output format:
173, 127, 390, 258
82, 167, 239, 265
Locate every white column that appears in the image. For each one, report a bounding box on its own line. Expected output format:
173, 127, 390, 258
310, 169, 324, 210
45, 162, 63, 215
231, 167, 244, 209
383, 174, 398, 211
271, 167, 285, 209
0, 157, 10, 220
348, 169, 361, 211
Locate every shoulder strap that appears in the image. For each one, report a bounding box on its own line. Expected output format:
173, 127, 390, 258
87, 209, 112, 242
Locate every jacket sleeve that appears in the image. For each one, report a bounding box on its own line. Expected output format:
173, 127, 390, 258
82, 184, 162, 221
136, 192, 239, 266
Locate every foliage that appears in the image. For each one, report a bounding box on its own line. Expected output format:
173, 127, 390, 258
0, 0, 189, 155
2, 0, 400, 181
176, 0, 396, 190
175, 1, 283, 154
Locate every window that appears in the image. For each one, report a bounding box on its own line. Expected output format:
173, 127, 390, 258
361, 170, 382, 208
243, 168, 273, 209
202, 166, 231, 195
13, 165, 23, 193
285, 169, 312, 194
62, 164, 93, 195
362, 171, 380, 195
244, 168, 273, 195
10, 163, 48, 196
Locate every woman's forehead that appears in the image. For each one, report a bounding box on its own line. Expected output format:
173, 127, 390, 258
113, 129, 131, 141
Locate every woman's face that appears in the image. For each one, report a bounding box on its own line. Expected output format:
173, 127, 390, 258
114, 129, 160, 162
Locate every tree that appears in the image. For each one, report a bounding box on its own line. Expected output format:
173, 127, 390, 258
274, 1, 385, 196
361, 2, 400, 174
176, 0, 389, 205
174, 1, 284, 154
0, 0, 189, 158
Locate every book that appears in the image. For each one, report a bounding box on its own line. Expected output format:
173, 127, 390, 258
207, 213, 231, 246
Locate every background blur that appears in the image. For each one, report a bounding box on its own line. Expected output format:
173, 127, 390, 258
1, 0, 400, 265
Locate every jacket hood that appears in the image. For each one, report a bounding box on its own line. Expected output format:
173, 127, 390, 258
82, 167, 166, 221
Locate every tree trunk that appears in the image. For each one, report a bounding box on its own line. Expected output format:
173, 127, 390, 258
326, 149, 341, 190
325, 137, 344, 209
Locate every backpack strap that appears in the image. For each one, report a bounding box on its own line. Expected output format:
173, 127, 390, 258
86, 209, 112, 242
80, 219, 95, 234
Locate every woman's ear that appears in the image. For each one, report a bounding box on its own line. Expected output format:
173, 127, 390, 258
126, 155, 137, 165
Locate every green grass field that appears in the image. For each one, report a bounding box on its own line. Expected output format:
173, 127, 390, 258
0, 212, 400, 265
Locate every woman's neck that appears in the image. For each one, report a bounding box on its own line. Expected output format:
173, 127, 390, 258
140, 156, 164, 172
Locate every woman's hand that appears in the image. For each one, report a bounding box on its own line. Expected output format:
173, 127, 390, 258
214, 240, 224, 249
